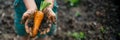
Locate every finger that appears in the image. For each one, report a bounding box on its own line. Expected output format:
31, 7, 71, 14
48, 24, 52, 27
52, 16, 56, 24
39, 28, 44, 34
43, 8, 48, 14
21, 16, 27, 24
21, 13, 29, 24
40, 32, 43, 34
43, 30, 46, 34
46, 28, 50, 33
44, 29, 47, 34
25, 19, 30, 33
51, 11, 56, 24
41, 31, 45, 34
29, 28, 32, 36
47, 16, 52, 24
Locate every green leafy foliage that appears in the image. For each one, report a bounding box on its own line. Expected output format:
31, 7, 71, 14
72, 32, 80, 39
79, 32, 85, 39
40, 1, 51, 11
69, 0, 79, 6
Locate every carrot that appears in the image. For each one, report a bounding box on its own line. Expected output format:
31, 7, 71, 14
31, 1, 51, 38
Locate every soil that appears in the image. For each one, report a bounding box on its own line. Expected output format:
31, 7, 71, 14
0, 0, 120, 40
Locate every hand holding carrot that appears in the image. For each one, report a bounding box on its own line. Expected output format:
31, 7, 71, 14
20, 1, 56, 38
43, 8, 56, 24
39, 8, 56, 34
21, 9, 36, 34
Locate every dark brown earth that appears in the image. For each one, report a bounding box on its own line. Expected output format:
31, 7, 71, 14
0, 0, 120, 40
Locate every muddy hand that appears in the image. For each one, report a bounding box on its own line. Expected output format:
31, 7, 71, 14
39, 8, 56, 34
40, 23, 51, 34
43, 8, 56, 24
21, 10, 36, 35
21, 10, 36, 24
25, 19, 32, 35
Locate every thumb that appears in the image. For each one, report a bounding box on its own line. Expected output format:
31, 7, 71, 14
25, 19, 31, 33
21, 13, 30, 24
52, 15, 56, 24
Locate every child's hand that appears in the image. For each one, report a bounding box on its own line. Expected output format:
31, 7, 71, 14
21, 9, 36, 34
21, 9, 36, 23
40, 8, 56, 34
43, 8, 56, 24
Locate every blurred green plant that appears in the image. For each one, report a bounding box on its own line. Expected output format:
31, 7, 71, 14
64, 0, 81, 7
67, 31, 85, 39
79, 32, 85, 39
75, 11, 81, 17
100, 26, 106, 33
118, 33, 120, 36
69, 0, 79, 6
72, 32, 80, 39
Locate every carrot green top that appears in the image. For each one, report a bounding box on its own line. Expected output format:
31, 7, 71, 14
39, 1, 51, 11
